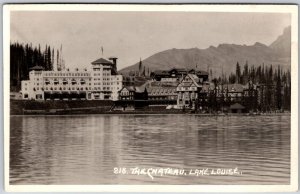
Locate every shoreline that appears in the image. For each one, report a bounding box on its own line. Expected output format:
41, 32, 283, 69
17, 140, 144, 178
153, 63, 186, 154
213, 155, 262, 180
10, 112, 291, 116
10, 99, 290, 116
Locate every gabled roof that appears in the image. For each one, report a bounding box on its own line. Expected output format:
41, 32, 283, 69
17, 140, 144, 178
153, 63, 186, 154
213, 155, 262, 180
147, 85, 176, 94
91, 58, 112, 65
177, 74, 202, 88
225, 84, 245, 93
125, 86, 135, 92
120, 86, 134, 92
120, 84, 148, 93
30, 66, 44, 71
230, 103, 245, 109
186, 74, 201, 87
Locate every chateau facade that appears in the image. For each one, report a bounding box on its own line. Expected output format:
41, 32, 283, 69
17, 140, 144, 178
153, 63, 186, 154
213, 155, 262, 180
21, 57, 123, 101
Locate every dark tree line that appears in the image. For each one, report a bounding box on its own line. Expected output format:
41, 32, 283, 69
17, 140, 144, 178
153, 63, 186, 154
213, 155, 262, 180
10, 42, 59, 91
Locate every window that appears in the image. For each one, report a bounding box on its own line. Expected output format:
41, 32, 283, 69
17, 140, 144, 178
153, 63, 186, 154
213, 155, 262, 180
54, 79, 59, 85
45, 79, 50, 85
63, 79, 68, 85
71, 79, 77, 85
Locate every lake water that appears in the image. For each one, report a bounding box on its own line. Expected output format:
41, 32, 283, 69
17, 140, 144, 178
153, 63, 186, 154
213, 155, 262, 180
10, 114, 290, 185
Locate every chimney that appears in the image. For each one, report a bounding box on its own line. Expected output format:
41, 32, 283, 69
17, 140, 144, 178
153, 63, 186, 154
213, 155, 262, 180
109, 57, 118, 71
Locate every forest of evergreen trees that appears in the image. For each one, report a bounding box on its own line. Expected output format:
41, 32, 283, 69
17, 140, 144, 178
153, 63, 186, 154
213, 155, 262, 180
10, 42, 64, 91
209, 61, 291, 111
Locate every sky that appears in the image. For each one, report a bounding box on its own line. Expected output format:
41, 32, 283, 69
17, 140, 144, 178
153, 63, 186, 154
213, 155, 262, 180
10, 11, 290, 70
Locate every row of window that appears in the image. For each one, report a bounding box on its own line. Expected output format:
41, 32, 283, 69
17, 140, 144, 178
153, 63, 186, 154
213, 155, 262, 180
41, 87, 112, 91
93, 72, 111, 76
178, 93, 197, 99
148, 96, 176, 100
44, 72, 90, 77
93, 77, 117, 81
121, 91, 131, 96
94, 82, 120, 86
149, 90, 176, 94
45, 81, 89, 86
177, 87, 197, 91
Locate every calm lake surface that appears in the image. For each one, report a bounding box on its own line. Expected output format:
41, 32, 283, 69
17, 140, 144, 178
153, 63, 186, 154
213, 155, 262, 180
10, 114, 290, 185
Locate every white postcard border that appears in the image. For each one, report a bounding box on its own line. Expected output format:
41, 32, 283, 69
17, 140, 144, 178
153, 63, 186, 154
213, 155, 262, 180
3, 4, 298, 192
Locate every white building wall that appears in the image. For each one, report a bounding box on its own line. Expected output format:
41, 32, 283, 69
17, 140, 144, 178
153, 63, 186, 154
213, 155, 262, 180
111, 75, 123, 101
21, 60, 124, 101
21, 80, 31, 99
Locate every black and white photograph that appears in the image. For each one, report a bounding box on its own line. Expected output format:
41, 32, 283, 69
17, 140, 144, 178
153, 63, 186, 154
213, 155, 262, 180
3, 4, 298, 192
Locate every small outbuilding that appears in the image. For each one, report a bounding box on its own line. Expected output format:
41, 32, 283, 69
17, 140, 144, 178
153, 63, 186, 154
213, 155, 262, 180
229, 103, 245, 113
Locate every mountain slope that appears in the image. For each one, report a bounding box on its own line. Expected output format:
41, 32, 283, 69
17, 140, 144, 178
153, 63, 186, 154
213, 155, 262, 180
269, 26, 291, 57
120, 27, 291, 77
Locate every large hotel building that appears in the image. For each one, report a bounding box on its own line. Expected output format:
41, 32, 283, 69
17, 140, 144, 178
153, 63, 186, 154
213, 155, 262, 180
21, 57, 123, 101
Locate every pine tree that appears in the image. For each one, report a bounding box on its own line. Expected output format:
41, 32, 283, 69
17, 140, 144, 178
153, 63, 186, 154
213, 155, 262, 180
243, 60, 249, 84
47, 46, 52, 70
142, 66, 146, 77
52, 48, 55, 70
236, 62, 241, 84
276, 66, 282, 110
57, 49, 60, 71
138, 58, 142, 76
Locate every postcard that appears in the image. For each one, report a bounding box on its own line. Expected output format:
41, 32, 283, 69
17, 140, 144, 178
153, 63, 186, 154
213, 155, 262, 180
3, 4, 298, 192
